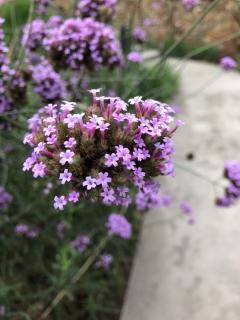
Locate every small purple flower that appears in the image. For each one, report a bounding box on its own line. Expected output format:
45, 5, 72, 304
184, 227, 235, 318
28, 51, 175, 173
182, 0, 199, 11
220, 56, 237, 71
134, 137, 145, 148
54, 195, 67, 211
64, 137, 77, 149
106, 213, 132, 239
68, 191, 80, 203
59, 150, 74, 165
32, 162, 46, 178
133, 167, 145, 179
133, 148, 150, 161
123, 159, 136, 170
133, 27, 146, 43
162, 194, 172, 207
61, 101, 76, 113
98, 122, 110, 131
115, 145, 131, 161
105, 153, 118, 167
97, 172, 112, 188
59, 169, 72, 184
15, 224, 29, 235
101, 188, 115, 204
127, 51, 143, 64
180, 201, 195, 224
15, 223, 39, 238
47, 134, 57, 145
82, 176, 97, 190
180, 201, 192, 215
43, 125, 56, 137
96, 254, 113, 269
0, 186, 12, 210
71, 234, 90, 253
23, 133, 34, 145
63, 114, 78, 129
34, 142, 46, 154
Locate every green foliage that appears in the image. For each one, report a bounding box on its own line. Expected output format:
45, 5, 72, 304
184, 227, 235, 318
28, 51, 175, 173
88, 61, 179, 102
162, 37, 221, 63
0, 0, 30, 42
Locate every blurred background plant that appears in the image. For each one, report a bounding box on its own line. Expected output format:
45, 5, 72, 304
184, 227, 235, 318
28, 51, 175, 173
0, 0, 239, 319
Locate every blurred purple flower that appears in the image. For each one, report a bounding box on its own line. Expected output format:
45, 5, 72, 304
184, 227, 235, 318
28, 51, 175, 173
106, 213, 132, 239
71, 234, 90, 252
220, 56, 237, 71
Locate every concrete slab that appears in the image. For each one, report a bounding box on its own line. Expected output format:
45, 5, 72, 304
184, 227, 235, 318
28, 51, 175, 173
121, 59, 240, 320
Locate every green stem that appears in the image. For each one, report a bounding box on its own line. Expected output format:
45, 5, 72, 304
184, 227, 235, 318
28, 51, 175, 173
40, 236, 109, 319
124, 0, 221, 98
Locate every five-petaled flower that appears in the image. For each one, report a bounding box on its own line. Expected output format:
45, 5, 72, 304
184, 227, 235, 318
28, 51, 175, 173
59, 169, 72, 184
54, 195, 67, 210
59, 150, 75, 165
82, 176, 97, 190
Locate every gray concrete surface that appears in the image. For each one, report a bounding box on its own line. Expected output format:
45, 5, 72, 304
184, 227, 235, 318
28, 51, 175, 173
121, 59, 240, 320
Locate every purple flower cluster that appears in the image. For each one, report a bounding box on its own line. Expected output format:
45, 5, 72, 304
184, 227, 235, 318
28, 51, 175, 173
133, 27, 146, 43
15, 224, 39, 238
22, 16, 62, 52
220, 56, 237, 71
36, 0, 51, 15
96, 253, 113, 269
0, 18, 26, 127
71, 234, 90, 252
31, 59, 67, 102
75, 0, 118, 22
136, 181, 161, 211
22, 18, 46, 51
23, 89, 180, 211
106, 213, 132, 239
0, 186, 12, 211
43, 18, 123, 70
216, 161, 240, 207
127, 51, 143, 64
182, 0, 199, 11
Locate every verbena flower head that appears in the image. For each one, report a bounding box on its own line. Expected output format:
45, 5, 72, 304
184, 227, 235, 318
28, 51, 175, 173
0, 186, 12, 211
220, 56, 237, 71
35, 0, 51, 15
31, 59, 67, 102
127, 51, 143, 64
22, 18, 46, 51
0, 18, 26, 128
23, 89, 181, 211
182, 0, 199, 11
216, 161, 240, 207
133, 27, 146, 43
96, 253, 113, 269
15, 223, 39, 238
22, 16, 63, 52
75, 0, 118, 22
43, 18, 123, 70
106, 213, 132, 238
71, 234, 90, 252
